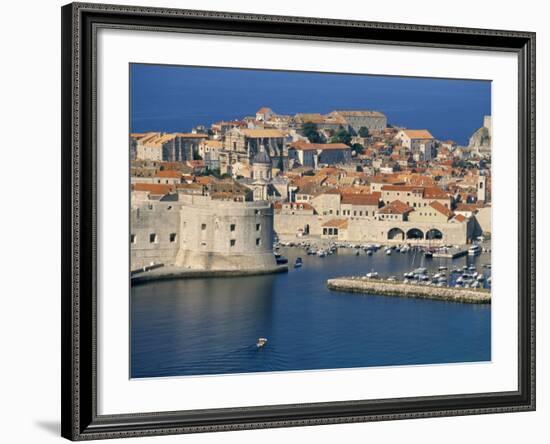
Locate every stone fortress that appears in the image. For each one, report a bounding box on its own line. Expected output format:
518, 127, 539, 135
130, 181, 277, 273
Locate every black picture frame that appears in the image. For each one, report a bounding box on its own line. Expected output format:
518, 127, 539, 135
61, 2, 536, 440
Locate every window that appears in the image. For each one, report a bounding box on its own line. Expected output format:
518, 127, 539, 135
169, 233, 177, 243
256, 223, 261, 231
230, 239, 236, 247
149, 233, 157, 243
256, 238, 261, 246
130, 234, 136, 244
230, 224, 236, 231
201, 223, 206, 230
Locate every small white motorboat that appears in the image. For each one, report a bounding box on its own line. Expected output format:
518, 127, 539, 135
256, 337, 268, 348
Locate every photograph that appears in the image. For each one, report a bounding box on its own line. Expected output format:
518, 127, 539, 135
129, 64, 493, 379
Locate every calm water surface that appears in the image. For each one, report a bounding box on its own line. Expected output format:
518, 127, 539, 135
130, 65, 491, 145
131, 248, 491, 378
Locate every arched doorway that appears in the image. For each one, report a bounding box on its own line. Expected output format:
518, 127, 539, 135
387, 227, 405, 241
406, 228, 424, 240
426, 228, 443, 240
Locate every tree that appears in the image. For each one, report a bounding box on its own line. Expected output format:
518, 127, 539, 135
358, 126, 369, 137
351, 143, 365, 155
193, 152, 203, 161
302, 122, 324, 143
330, 126, 352, 145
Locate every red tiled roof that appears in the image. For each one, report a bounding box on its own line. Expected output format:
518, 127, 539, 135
321, 218, 349, 229
341, 193, 380, 206
400, 129, 434, 139
131, 183, 176, 195
423, 186, 450, 200
378, 200, 414, 215
429, 201, 454, 218
381, 184, 424, 193
155, 170, 181, 178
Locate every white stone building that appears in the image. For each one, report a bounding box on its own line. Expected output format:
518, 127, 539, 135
395, 129, 435, 161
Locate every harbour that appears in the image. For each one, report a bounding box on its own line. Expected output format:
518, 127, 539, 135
131, 242, 491, 378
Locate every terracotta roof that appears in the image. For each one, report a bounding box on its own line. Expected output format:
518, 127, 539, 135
378, 200, 414, 215
341, 193, 380, 206
194, 176, 215, 185
133, 132, 161, 143
256, 107, 272, 114
174, 133, 209, 139
241, 128, 286, 138
454, 214, 467, 222
400, 129, 434, 139
321, 218, 349, 229
294, 113, 325, 123
423, 186, 450, 200
131, 183, 176, 195
429, 201, 454, 218
155, 170, 181, 178
145, 134, 176, 147
381, 184, 424, 193
201, 140, 223, 148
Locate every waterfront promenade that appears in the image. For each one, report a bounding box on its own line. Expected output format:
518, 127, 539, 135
327, 277, 490, 304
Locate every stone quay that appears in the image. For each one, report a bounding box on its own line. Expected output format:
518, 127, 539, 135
327, 277, 491, 304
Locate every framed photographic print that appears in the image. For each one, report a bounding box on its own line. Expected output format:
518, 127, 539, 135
61, 2, 536, 440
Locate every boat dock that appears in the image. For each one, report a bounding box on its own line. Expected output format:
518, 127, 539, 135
327, 277, 491, 304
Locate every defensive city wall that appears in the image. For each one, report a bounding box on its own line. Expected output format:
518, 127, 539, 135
273, 213, 472, 246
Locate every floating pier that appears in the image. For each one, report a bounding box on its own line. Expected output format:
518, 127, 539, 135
327, 277, 490, 304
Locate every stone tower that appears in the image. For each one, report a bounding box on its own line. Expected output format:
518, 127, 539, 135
477, 175, 487, 203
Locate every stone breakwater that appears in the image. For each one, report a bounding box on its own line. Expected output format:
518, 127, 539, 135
327, 278, 491, 304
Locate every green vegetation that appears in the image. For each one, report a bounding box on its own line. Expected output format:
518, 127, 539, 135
330, 126, 352, 145
302, 122, 325, 143
358, 126, 369, 137
351, 143, 364, 155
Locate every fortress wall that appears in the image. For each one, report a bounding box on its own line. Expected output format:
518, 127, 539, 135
130, 202, 181, 270
274, 213, 469, 245
176, 195, 277, 271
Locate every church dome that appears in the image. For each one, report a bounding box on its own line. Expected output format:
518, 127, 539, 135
252, 145, 271, 165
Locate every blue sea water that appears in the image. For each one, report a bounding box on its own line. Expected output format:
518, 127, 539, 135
130, 64, 491, 146
131, 248, 491, 378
